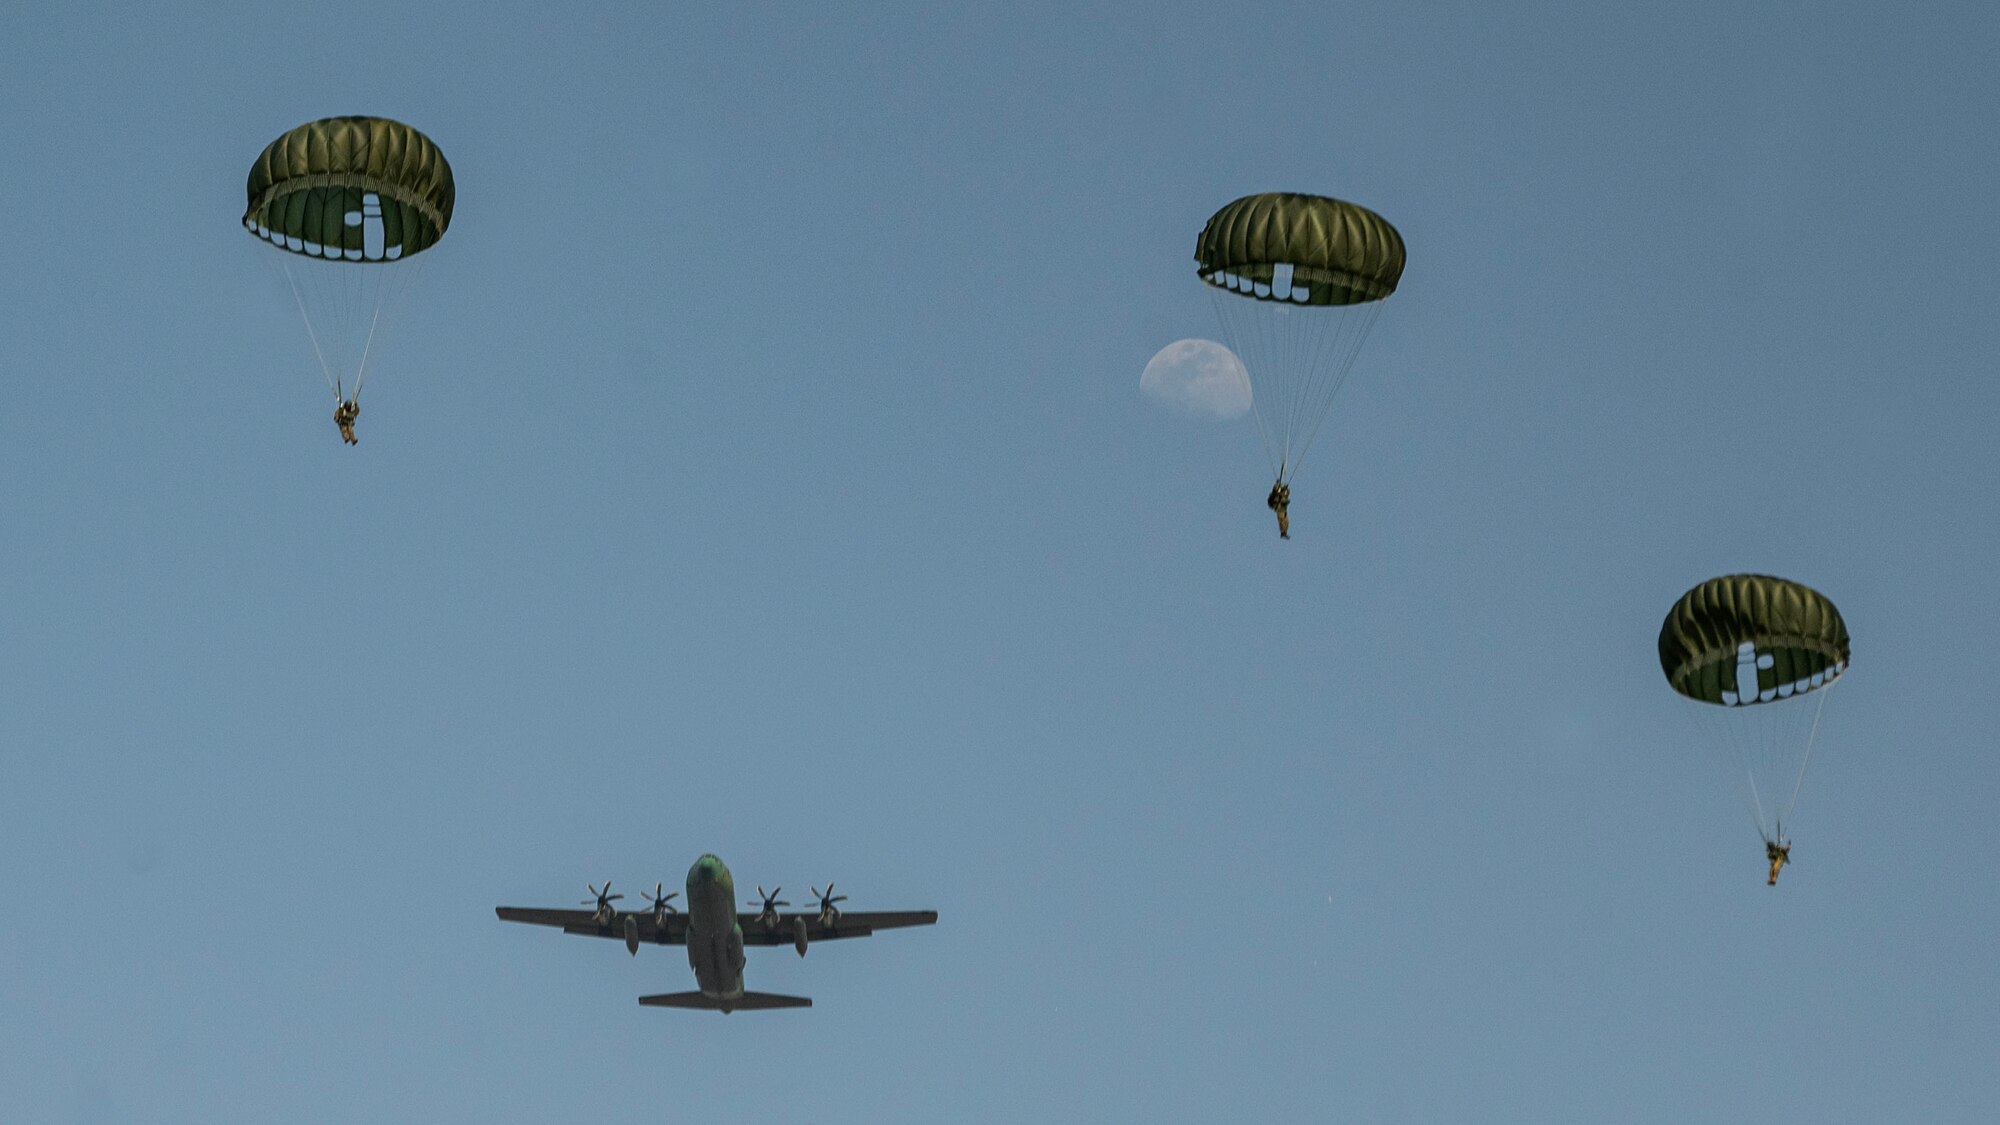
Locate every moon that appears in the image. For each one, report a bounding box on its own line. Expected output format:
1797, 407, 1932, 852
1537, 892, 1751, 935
1140, 339, 1250, 419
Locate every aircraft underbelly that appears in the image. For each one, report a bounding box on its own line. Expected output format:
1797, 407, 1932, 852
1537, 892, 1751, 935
688, 926, 746, 998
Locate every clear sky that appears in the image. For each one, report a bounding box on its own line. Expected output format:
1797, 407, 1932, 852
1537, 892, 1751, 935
4, 2, 1997, 1121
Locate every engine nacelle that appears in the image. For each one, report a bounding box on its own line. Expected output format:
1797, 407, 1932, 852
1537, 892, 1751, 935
792, 917, 809, 958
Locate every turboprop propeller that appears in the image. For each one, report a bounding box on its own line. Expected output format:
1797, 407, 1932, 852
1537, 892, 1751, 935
641, 883, 680, 925
582, 882, 623, 924
749, 886, 789, 930
809, 884, 847, 928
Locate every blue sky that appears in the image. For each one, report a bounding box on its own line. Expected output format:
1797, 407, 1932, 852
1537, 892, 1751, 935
3, 2, 1997, 1121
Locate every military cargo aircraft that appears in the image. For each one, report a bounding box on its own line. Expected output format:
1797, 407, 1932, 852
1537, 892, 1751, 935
496, 853, 936, 1012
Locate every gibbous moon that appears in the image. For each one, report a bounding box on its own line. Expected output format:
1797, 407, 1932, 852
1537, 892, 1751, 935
1140, 339, 1251, 419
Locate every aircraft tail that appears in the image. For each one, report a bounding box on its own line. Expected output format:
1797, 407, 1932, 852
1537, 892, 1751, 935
638, 990, 811, 1013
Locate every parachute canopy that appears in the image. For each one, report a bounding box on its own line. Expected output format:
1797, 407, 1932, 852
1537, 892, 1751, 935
244, 116, 454, 262
1659, 575, 1850, 706
1196, 192, 1405, 307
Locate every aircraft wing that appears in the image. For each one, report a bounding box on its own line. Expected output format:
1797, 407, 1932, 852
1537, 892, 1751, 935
494, 907, 689, 945
735, 910, 938, 946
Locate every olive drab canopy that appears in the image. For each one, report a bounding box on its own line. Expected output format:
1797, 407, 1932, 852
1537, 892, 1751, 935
1658, 575, 1850, 706
1195, 192, 1405, 307
244, 116, 454, 261
243, 116, 452, 407
1659, 574, 1850, 848
1194, 192, 1404, 489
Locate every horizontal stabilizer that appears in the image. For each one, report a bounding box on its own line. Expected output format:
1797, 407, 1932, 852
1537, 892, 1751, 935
638, 990, 811, 1013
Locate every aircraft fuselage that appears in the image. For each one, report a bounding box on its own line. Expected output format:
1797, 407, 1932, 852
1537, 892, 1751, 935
683, 854, 747, 1000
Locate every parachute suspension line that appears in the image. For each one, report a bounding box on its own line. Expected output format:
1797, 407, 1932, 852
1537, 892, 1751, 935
339, 252, 371, 399
1281, 306, 1327, 467
1747, 693, 1772, 838
1772, 691, 1797, 833
354, 255, 428, 404
1761, 678, 1803, 839
1778, 678, 1836, 838
1700, 673, 1833, 846
1742, 758, 1773, 845
1755, 686, 1797, 842
1708, 698, 1773, 842
350, 297, 387, 403
1208, 285, 1280, 478
1269, 301, 1318, 476
1205, 286, 1389, 484
1290, 299, 1385, 472
1744, 702, 1774, 842
304, 250, 361, 400
1734, 718, 1768, 839
1684, 695, 1774, 843
1687, 690, 1742, 832
1281, 309, 1322, 464
282, 259, 342, 400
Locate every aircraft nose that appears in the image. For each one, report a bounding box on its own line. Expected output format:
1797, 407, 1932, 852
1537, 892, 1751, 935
687, 854, 726, 886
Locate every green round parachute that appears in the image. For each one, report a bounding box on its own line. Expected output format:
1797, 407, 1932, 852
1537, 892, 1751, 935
244, 116, 454, 262
1659, 575, 1850, 706
243, 116, 453, 406
1195, 192, 1405, 485
1195, 192, 1404, 307
1658, 574, 1850, 846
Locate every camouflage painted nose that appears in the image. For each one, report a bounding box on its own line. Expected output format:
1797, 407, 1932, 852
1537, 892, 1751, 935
687, 854, 731, 890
